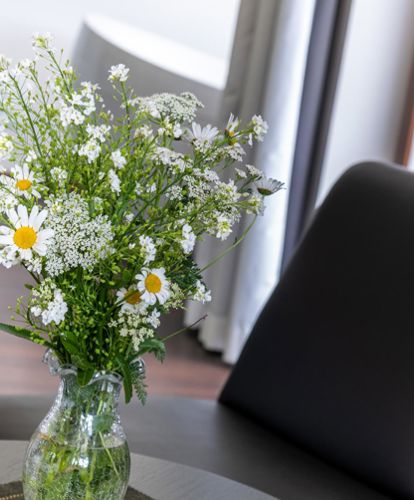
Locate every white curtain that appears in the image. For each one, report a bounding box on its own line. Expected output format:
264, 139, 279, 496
185, 0, 316, 363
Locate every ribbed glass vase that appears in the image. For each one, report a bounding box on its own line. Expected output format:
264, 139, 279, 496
22, 351, 130, 499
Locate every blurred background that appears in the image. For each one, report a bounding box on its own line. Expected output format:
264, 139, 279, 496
0, 0, 413, 400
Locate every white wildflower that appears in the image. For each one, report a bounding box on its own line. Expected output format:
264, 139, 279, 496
193, 280, 212, 303
111, 149, 127, 169
139, 235, 156, 264
136, 267, 170, 305
30, 280, 67, 326
50, 167, 68, 186
181, 224, 196, 254
215, 214, 232, 240
235, 168, 247, 179
189, 123, 218, 151
145, 309, 161, 328
116, 287, 147, 314
79, 140, 101, 163
60, 104, 85, 127
45, 194, 114, 276
108, 169, 121, 194
32, 32, 54, 51
134, 125, 153, 140
245, 164, 262, 178
11, 165, 41, 198
136, 92, 202, 122
86, 124, 110, 142
114, 309, 154, 351
108, 64, 129, 82
247, 194, 265, 215
0, 205, 53, 264
0, 134, 13, 160
255, 177, 284, 196
251, 115, 268, 142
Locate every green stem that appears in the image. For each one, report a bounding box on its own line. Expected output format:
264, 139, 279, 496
200, 215, 257, 272
161, 314, 207, 342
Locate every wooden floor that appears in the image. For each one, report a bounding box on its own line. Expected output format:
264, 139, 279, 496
0, 267, 230, 400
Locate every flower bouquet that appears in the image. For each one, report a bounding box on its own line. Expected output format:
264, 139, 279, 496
0, 34, 282, 499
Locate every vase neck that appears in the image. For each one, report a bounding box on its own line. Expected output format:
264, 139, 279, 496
57, 368, 123, 415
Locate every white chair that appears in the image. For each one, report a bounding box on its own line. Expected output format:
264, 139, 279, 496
72, 14, 230, 124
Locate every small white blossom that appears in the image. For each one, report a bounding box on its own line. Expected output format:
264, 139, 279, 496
108, 169, 121, 194
86, 124, 110, 142
139, 235, 156, 264
108, 64, 129, 82
189, 123, 218, 151
245, 164, 262, 178
193, 280, 212, 303
235, 168, 247, 179
79, 140, 101, 163
50, 167, 68, 186
134, 125, 153, 140
181, 224, 196, 254
30, 281, 67, 326
215, 214, 232, 240
0, 134, 13, 160
32, 32, 54, 51
111, 149, 127, 169
251, 115, 268, 142
146, 309, 161, 328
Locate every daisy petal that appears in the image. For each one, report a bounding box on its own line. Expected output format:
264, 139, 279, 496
7, 209, 19, 227
28, 205, 39, 226
37, 228, 54, 241
33, 209, 48, 231
0, 235, 12, 245
17, 205, 28, 226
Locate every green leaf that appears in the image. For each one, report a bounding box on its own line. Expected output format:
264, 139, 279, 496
77, 368, 94, 386
137, 337, 166, 362
116, 355, 133, 404
0, 322, 45, 344
131, 368, 148, 405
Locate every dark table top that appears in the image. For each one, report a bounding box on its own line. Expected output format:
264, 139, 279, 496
0, 440, 277, 500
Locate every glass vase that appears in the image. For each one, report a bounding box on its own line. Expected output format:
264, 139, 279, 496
22, 351, 131, 499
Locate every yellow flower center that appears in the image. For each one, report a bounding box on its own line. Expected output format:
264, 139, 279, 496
125, 290, 142, 305
13, 226, 37, 249
145, 273, 162, 294
16, 179, 32, 191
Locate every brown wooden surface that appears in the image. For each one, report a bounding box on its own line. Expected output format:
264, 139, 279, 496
0, 267, 229, 399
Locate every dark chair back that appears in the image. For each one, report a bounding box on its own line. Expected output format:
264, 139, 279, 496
220, 162, 414, 499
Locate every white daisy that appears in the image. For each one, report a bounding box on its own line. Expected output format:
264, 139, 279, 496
136, 267, 170, 305
255, 177, 284, 196
11, 165, 40, 198
189, 123, 218, 143
225, 113, 240, 144
0, 205, 53, 262
116, 287, 148, 313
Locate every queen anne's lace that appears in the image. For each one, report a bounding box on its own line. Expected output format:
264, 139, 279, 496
45, 194, 114, 276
